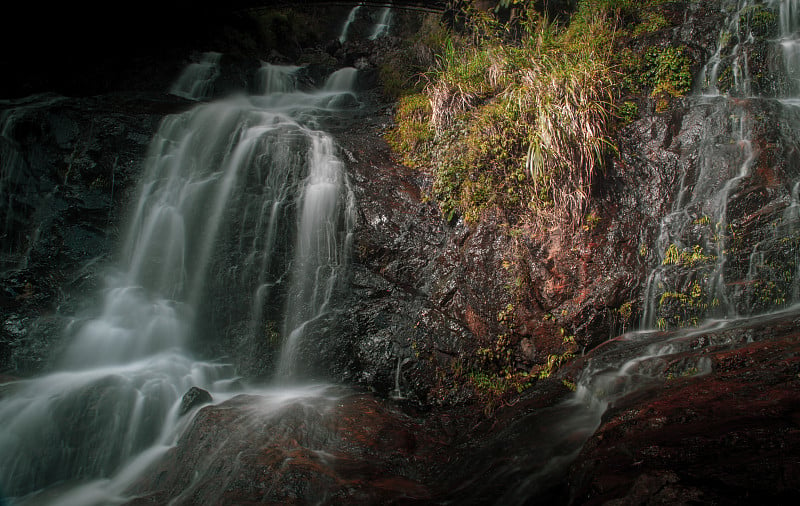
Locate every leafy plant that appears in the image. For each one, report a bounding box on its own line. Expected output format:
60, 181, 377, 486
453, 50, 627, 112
642, 46, 693, 109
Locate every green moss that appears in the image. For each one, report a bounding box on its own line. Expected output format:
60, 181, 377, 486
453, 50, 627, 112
385, 93, 433, 166
739, 4, 778, 38
644, 46, 693, 98
633, 12, 669, 35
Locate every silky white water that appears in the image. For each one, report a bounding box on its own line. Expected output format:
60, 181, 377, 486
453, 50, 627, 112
257, 62, 301, 95
642, 0, 800, 330
0, 58, 357, 505
169, 52, 221, 101
369, 7, 394, 40
339, 4, 363, 43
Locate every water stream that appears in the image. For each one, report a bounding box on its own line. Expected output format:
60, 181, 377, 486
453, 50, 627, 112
475, 0, 800, 501
168, 52, 222, 101
369, 7, 394, 40
0, 55, 356, 505
339, 4, 363, 43
642, 0, 800, 330
1, 2, 799, 504
338, 4, 394, 43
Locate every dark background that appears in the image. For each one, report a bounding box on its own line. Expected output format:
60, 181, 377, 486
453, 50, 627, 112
1, 3, 239, 97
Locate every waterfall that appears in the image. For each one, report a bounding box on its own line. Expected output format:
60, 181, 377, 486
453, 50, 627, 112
276, 132, 354, 379
339, 4, 362, 43
257, 62, 301, 95
0, 63, 356, 503
338, 5, 393, 44
780, 0, 800, 92
642, 0, 800, 330
169, 52, 221, 101
369, 7, 394, 40
324, 66, 359, 92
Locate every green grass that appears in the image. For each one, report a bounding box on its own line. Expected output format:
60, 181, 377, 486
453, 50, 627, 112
385, 2, 624, 228
386, 0, 694, 229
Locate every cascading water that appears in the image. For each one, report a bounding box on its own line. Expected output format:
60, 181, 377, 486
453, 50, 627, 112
256, 62, 301, 95
338, 4, 393, 44
169, 52, 222, 101
779, 0, 800, 92
642, 0, 800, 330
339, 4, 363, 43
466, 2, 800, 500
0, 55, 356, 504
323, 66, 359, 93
369, 7, 394, 40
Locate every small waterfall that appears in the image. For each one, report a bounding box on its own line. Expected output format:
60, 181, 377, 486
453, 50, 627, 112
324, 66, 359, 92
642, 0, 800, 330
390, 356, 411, 399
779, 0, 800, 92
369, 7, 394, 40
257, 62, 301, 95
339, 4, 363, 43
0, 65, 357, 503
276, 133, 354, 380
169, 52, 221, 101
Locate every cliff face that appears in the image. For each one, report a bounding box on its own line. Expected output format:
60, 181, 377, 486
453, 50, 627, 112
0, 0, 794, 401
0, 94, 179, 373
2, 1, 800, 503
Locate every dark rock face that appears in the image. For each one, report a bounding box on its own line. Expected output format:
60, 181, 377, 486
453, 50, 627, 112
0, 94, 177, 374
178, 387, 213, 416
329, 121, 482, 403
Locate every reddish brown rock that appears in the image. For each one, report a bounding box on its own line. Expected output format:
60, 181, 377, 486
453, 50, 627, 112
125, 389, 452, 505
568, 315, 800, 505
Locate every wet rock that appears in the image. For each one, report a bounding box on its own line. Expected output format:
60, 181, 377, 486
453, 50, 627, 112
0, 93, 174, 375
125, 389, 449, 505
178, 387, 213, 416
568, 311, 800, 505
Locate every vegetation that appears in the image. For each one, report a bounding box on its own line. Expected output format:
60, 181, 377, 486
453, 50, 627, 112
382, 0, 699, 401
386, 0, 693, 229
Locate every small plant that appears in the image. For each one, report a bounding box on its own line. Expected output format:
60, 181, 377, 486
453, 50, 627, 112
643, 46, 693, 99
618, 301, 633, 322
617, 101, 639, 124
663, 244, 681, 265
537, 351, 575, 379
662, 243, 715, 266
583, 212, 601, 231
